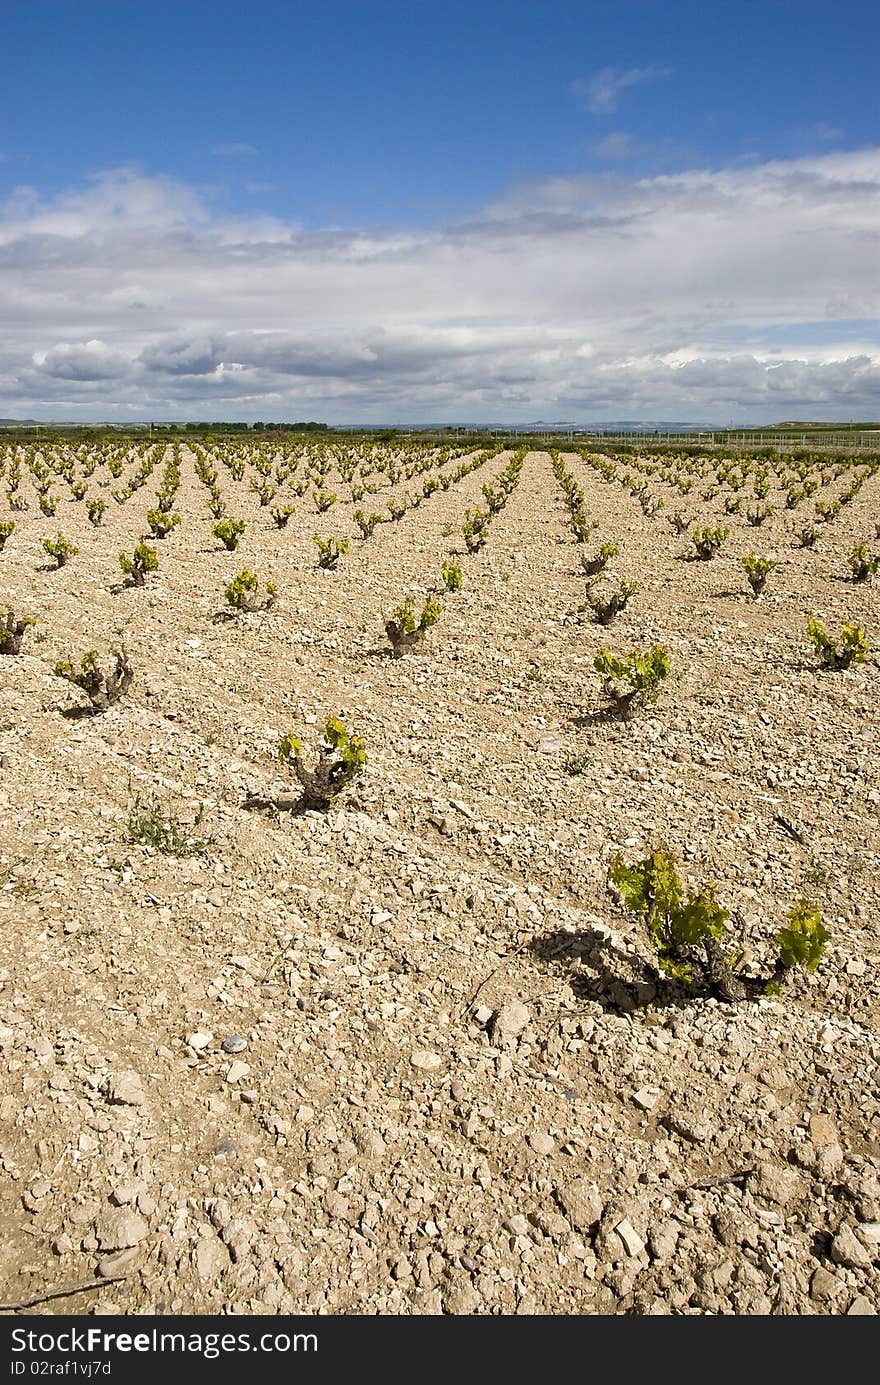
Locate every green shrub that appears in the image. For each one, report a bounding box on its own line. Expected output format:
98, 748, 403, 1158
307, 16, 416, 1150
594, 643, 670, 718
481, 482, 504, 514
0, 609, 35, 655
773, 899, 829, 977
461, 507, 490, 553
42, 535, 78, 568
314, 535, 349, 569
441, 560, 463, 592
742, 552, 775, 598
86, 498, 106, 526
848, 544, 880, 582
385, 594, 442, 656
271, 505, 295, 528
252, 479, 276, 506
797, 525, 817, 548
668, 511, 689, 535
54, 648, 133, 711
807, 616, 869, 670
585, 578, 638, 625
354, 509, 383, 539
225, 567, 277, 612
277, 716, 366, 809
691, 526, 729, 559
313, 488, 337, 513
581, 542, 617, 577
147, 508, 180, 538
119, 540, 158, 586
571, 510, 599, 543
213, 517, 246, 551
608, 849, 728, 987
0, 519, 14, 550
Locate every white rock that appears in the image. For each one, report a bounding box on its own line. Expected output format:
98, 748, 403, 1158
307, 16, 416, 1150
528, 1132, 555, 1155
110, 1181, 144, 1206
221, 1218, 255, 1263
615, 1219, 646, 1258
848, 1296, 876, 1315
831, 1224, 872, 1269
186, 1032, 213, 1050
857, 1222, 880, 1246
97, 1247, 140, 1278
556, 1178, 603, 1231
492, 1001, 530, 1043
632, 1087, 661, 1111
354, 1129, 386, 1161
750, 1162, 803, 1207
194, 1236, 229, 1279
410, 1050, 443, 1071
224, 1060, 250, 1084
95, 1210, 148, 1251
505, 1215, 530, 1237
106, 1070, 146, 1107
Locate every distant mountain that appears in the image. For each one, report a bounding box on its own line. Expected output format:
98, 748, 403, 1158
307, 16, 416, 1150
339, 419, 719, 432
526, 420, 715, 431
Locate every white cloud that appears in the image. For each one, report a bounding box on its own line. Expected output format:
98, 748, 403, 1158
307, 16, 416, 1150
591, 132, 635, 160
795, 122, 844, 146
33, 339, 132, 381
211, 142, 258, 157
1, 154, 879, 421
572, 66, 672, 116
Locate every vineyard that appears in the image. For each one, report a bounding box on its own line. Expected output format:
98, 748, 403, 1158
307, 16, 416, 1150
0, 433, 878, 1315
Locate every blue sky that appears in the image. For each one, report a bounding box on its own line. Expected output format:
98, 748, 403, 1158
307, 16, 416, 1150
2, 0, 879, 422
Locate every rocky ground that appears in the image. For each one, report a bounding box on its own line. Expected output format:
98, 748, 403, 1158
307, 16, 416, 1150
0, 442, 878, 1316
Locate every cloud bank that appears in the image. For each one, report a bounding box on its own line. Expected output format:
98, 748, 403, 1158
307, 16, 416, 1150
572, 66, 672, 116
1, 152, 879, 421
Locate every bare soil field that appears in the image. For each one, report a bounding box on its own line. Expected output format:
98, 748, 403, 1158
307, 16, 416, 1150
0, 437, 878, 1316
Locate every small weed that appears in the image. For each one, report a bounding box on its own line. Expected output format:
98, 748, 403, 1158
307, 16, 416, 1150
802, 858, 829, 888
126, 793, 212, 856
564, 750, 592, 775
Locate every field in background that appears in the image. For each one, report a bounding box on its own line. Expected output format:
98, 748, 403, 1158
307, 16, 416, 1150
0, 433, 878, 1316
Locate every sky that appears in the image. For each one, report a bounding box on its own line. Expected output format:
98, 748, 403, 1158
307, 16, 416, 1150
2, 0, 879, 424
